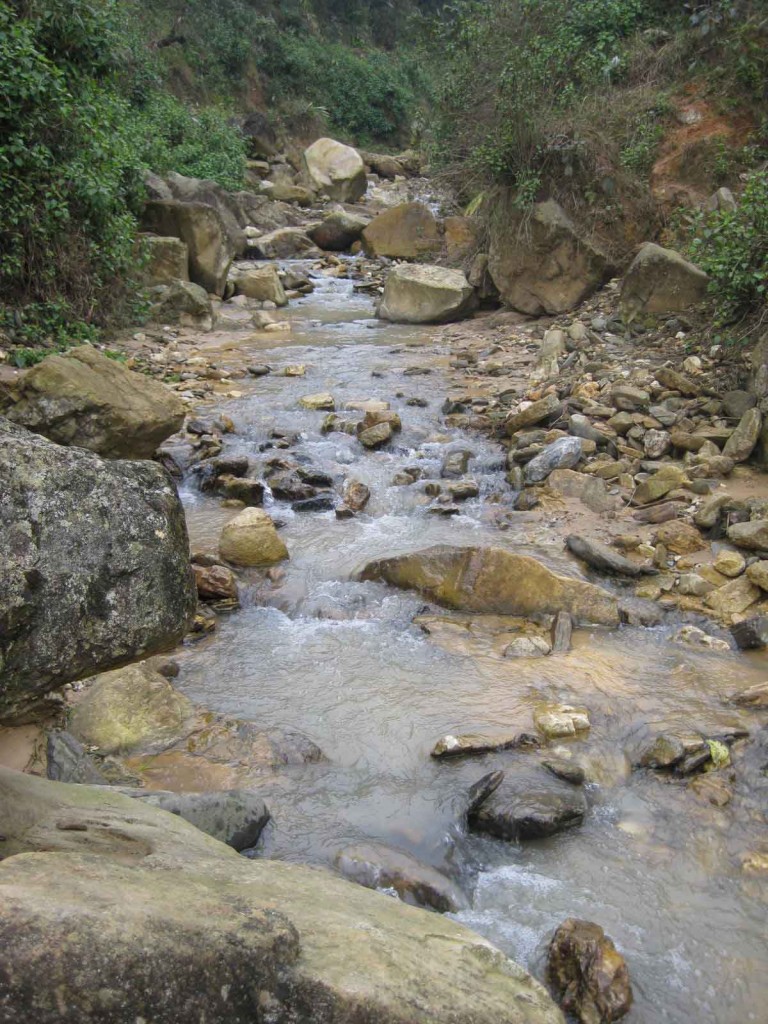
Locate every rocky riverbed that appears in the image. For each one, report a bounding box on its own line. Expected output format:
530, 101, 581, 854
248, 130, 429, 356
2, 160, 768, 1024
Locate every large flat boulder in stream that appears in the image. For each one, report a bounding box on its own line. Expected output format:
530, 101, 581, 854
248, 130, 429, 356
0, 419, 196, 724
378, 264, 476, 324
359, 545, 619, 626
303, 137, 367, 203
0, 768, 564, 1024
5, 345, 186, 458
488, 199, 611, 315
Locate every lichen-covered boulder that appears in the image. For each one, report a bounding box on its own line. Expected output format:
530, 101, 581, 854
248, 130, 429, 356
5, 345, 187, 458
488, 199, 611, 314
359, 545, 619, 626
303, 138, 367, 203
0, 768, 565, 1024
620, 242, 709, 320
378, 264, 475, 324
0, 419, 196, 725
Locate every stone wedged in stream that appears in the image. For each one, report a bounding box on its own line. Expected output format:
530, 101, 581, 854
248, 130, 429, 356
377, 264, 476, 324
565, 534, 657, 578
0, 419, 196, 726
468, 767, 588, 841
358, 545, 620, 626
547, 918, 633, 1024
0, 768, 566, 1024
4, 344, 187, 458
333, 841, 467, 913
118, 789, 270, 852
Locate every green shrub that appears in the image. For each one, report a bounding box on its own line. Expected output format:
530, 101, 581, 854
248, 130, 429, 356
0, 0, 143, 327
688, 168, 768, 322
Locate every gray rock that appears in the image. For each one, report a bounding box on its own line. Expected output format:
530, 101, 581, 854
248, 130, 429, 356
441, 450, 473, 478
334, 842, 467, 913
565, 534, 656, 577
568, 414, 604, 444
722, 390, 756, 420
621, 242, 708, 319
125, 790, 270, 852
524, 438, 584, 484
550, 611, 573, 653
0, 420, 196, 725
727, 519, 768, 551
730, 615, 768, 650
469, 768, 587, 840
723, 408, 762, 462
47, 730, 110, 785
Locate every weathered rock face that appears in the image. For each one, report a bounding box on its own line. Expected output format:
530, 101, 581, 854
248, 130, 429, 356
141, 198, 234, 295
0, 769, 565, 1024
359, 546, 619, 626
303, 138, 367, 203
150, 280, 213, 327
5, 345, 186, 459
140, 234, 189, 284
488, 199, 610, 315
0, 420, 196, 724
620, 242, 709, 320
378, 264, 476, 324
309, 209, 369, 251
233, 264, 287, 305
252, 227, 321, 260
361, 202, 441, 260
163, 171, 248, 256
547, 918, 633, 1024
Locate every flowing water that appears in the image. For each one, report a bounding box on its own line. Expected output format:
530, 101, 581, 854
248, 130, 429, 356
177, 264, 768, 1023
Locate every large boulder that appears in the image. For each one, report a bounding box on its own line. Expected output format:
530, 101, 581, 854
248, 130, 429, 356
309, 209, 369, 251
163, 172, 248, 256
361, 202, 441, 260
232, 264, 287, 305
359, 150, 407, 179
303, 138, 367, 203
620, 242, 709, 320
141, 199, 234, 295
5, 345, 187, 458
378, 264, 476, 324
488, 199, 611, 314
252, 227, 321, 260
140, 234, 189, 284
0, 768, 564, 1024
150, 280, 214, 327
0, 420, 196, 725
359, 545, 619, 626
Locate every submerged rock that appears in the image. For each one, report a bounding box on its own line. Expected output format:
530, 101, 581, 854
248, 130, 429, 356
359, 545, 619, 626
5, 345, 186, 458
548, 918, 633, 1024
0, 419, 196, 725
469, 768, 587, 841
0, 768, 565, 1024
334, 842, 467, 913
431, 732, 536, 758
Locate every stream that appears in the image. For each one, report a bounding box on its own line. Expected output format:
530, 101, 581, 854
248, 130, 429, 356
176, 263, 768, 1023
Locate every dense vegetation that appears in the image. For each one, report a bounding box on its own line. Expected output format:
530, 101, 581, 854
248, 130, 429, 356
1, 0, 765, 357
0, 0, 433, 352
428, 0, 768, 334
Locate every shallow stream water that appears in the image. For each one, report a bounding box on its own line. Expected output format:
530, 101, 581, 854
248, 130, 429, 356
178, 264, 768, 1023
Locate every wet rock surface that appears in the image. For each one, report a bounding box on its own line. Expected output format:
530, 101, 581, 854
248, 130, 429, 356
548, 918, 633, 1024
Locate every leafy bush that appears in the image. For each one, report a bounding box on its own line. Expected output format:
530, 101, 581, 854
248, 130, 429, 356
0, 0, 143, 328
688, 169, 768, 322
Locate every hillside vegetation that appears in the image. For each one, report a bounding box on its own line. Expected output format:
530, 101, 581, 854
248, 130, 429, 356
1, 0, 765, 354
